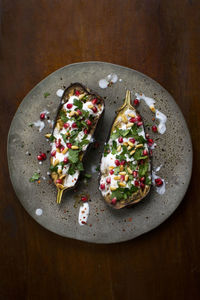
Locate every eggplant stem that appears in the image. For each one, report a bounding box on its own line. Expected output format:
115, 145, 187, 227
117, 90, 132, 112
57, 188, 64, 204
125, 90, 131, 106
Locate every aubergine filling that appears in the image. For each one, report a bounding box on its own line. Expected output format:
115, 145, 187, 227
50, 88, 104, 190
100, 108, 151, 206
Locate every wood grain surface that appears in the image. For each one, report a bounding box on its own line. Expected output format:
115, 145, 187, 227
0, 0, 200, 299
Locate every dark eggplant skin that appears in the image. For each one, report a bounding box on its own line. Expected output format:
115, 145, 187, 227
99, 90, 151, 209
50, 83, 105, 203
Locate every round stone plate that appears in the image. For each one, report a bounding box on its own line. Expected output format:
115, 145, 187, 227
7, 62, 192, 243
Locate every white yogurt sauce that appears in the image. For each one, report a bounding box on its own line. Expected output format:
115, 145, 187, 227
99, 73, 118, 89
35, 208, 43, 216
155, 110, 167, 134
33, 120, 45, 132
78, 202, 89, 225
135, 93, 167, 134
135, 93, 156, 109
56, 89, 64, 97
152, 165, 166, 195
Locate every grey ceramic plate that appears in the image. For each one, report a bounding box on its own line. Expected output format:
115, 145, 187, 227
7, 62, 192, 243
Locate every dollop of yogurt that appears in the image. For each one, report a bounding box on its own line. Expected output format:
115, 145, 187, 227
56, 89, 64, 97
155, 110, 167, 134
78, 202, 89, 225
98, 73, 118, 89
152, 165, 166, 195
33, 120, 45, 132
35, 208, 43, 216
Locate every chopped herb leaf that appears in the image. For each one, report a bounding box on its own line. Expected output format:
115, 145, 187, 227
104, 144, 110, 157
73, 99, 83, 109
29, 172, 40, 182
61, 133, 67, 143
49, 134, 56, 142
44, 92, 50, 98
145, 177, 152, 185
139, 163, 149, 177
79, 139, 90, 148
69, 131, 79, 143
68, 149, 79, 164
114, 166, 120, 174
59, 110, 68, 123
28, 123, 33, 127
95, 166, 100, 172
50, 165, 58, 172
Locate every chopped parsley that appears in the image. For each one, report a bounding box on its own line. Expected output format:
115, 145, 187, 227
44, 92, 50, 98
29, 172, 40, 182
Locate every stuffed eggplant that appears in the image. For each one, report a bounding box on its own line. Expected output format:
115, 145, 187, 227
49, 83, 104, 203
99, 90, 151, 209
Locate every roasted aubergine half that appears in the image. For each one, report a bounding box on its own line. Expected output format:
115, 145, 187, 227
49, 83, 104, 203
99, 90, 151, 209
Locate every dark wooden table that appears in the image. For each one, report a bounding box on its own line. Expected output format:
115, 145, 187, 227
0, 0, 200, 299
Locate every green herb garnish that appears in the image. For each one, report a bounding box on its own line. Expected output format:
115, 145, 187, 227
68, 149, 79, 164
29, 172, 40, 182
74, 99, 83, 109
44, 92, 50, 98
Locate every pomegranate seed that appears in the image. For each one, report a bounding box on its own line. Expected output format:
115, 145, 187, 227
37, 155, 43, 161
143, 149, 148, 156
86, 120, 92, 126
120, 175, 125, 181
51, 150, 56, 157
134, 180, 139, 186
140, 160, 144, 165
137, 115, 142, 121
118, 137, 123, 143
129, 138, 135, 144
77, 109, 82, 115
100, 183, 105, 190
133, 171, 138, 177
140, 182, 145, 189
40, 113, 45, 120
115, 160, 120, 166
60, 146, 65, 152
155, 178, 163, 187
152, 125, 158, 132
72, 122, 77, 128
148, 138, 154, 145
56, 139, 61, 148
140, 177, 145, 182
130, 117, 137, 123
40, 153, 46, 160
109, 169, 114, 175
146, 133, 150, 138
63, 123, 69, 129
111, 198, 117, 205
92, 106, 98, 113
75, 90, 80, 96
63, 157, 69, 164
67, 143, 72, 148
92, 98, 98, 104
137, 121, 143, 127
106, 177, 111, 184
56, 179, 62, 184
120, 160, 126, 165
133, 99, 139, 106
150, 150, 153, 156
67, 103, 73, 109
81, 196, 88, 202
84, 129, 88, 135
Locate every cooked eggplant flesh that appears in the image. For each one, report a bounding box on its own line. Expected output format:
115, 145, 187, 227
50, 84, 104, 192
99, 91, 151, 209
